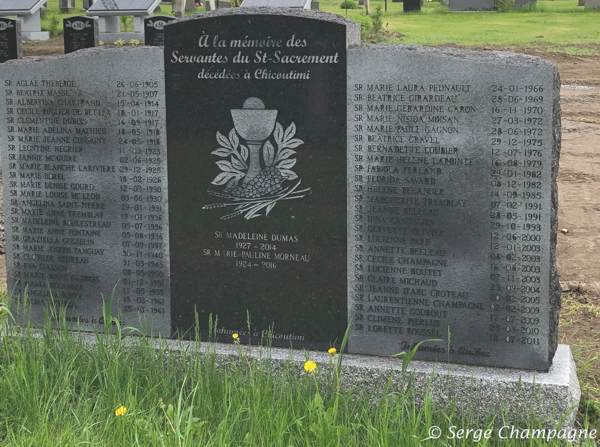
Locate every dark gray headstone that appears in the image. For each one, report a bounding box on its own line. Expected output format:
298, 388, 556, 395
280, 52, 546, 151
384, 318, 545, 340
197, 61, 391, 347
310, 1, 319, 9
218, 0, 231, 7
185, 0, 196, 11
64, 16, 99, 54
347, 45, 560, 371
404, 0, 420, 10
449, 0, 494, 9
0, 18, 21, 63
164, 9, 359, 349
0, 47, 171, 335
145, 15, 176, 46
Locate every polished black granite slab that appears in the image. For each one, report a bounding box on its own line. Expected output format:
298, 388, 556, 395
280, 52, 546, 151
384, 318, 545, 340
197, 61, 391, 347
165, 11, 352, 349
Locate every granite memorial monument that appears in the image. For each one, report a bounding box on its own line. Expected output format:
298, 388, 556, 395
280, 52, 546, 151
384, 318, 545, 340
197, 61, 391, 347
64, 16, 99, 54
0, 17, 21, 63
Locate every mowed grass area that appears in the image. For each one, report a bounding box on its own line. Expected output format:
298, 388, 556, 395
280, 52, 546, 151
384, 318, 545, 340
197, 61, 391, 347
34, 0, 600, 52
0, 299, 597, 447
321, 0, 600, 48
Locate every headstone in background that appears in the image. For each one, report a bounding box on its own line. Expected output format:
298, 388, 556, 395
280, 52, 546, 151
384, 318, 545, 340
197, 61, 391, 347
584, 0, 600, 7
204, 0, 215, 10
347, 45, 560, 371
60, 0, 75, 13
515, 0, 535, 6
164, 10, 359, 349
172, 0, 184, 13
64, 16, 99, 54
218, 0, 231, 7
310, 1, 320, 9
83, 0, 95, 8
364, 0, 370, 13
185, 0, 196, 11
0, 47, 171, 334
145, 15, 176, 46
86, 0, 159, 43
404, 0, 420, 10
449, 0, 494, 9
0, 18, 21, 63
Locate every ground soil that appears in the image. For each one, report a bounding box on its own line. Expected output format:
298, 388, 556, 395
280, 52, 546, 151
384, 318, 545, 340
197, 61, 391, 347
0, 40, 598, 413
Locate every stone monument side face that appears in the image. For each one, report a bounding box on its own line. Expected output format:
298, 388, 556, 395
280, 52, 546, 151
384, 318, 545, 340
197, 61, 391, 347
164, 9, 359, 350
64, 17, 99, 54
347, 45, 560, 371
145, 16, 177, 47
0, 48, 171, 335
0, 18, 21, 64
449, 0, 495, 10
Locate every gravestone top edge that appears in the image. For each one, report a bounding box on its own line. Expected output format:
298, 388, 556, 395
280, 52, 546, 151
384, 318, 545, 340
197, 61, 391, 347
165, 7, 360, 46
0, 45, 162, 67
352, 44, 558, 70
169, 6, 359, 26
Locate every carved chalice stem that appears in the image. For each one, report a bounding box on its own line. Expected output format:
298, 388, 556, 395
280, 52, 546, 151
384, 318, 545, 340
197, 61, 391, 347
245, 140, 263, 184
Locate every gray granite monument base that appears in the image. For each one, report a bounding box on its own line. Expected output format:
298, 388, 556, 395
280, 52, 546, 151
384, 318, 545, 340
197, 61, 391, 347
21, 31, 50, 41
99, 32, 144, 43
179, 342, 578, 430
19, 327, 578, 431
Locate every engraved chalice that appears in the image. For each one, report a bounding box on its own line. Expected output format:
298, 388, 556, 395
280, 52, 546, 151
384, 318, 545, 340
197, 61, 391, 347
231, 97, 278, 185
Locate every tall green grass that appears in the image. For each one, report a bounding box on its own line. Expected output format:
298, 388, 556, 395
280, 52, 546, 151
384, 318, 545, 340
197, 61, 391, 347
0, 300, 596, 446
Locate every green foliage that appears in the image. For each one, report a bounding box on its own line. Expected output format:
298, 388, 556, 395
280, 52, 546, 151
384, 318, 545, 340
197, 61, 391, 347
130, 39, 141, 46
120, 15, 131, 32
372, 5, 384, 35
47, 12, 61, 37
340, 0, 358, 8
353, 14, 373, 38
114, 39, 126, 46
495, 0, 515, 12
0, 302, 594, 446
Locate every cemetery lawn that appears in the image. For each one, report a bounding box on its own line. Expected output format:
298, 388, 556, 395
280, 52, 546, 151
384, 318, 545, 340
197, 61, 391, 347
27, 0, 599, 54
0, 298, 597, 446
322, 0, 600, 51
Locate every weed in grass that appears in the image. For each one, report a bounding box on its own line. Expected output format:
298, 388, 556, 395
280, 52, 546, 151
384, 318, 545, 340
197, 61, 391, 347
0, 297, 596, 446
341, 0, 359, 8
372, 5, 384, 35
47, 12, 61, 37
353, 14, 373, 40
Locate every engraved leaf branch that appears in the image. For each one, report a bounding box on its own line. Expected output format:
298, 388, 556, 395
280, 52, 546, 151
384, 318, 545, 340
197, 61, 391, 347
210, 122, 302, 183
210, 128, 248, 185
